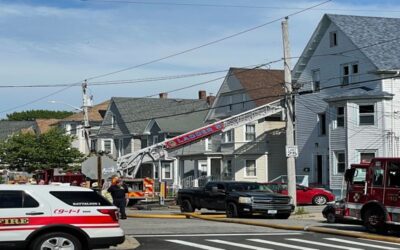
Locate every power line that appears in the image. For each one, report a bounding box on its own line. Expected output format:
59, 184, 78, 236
84, 0, 400, 13
84, 0, 331, 81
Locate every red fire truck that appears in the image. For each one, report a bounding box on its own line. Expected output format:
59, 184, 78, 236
33, 168, 85, 185
344, 158, 400, 233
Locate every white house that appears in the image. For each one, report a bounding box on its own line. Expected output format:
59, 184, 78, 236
293, 14, 400, 195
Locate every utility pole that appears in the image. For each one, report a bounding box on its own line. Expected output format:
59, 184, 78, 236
282, 17, 297, 208
82, 80, 92, 154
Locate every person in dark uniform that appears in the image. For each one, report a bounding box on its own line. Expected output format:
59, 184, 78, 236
107, 178, 128, 219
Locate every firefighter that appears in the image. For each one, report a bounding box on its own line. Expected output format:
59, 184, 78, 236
108, 177, 128, 219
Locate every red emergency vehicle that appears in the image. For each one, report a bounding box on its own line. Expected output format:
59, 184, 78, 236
344, 158, 400, 233
33, 168, 85, 185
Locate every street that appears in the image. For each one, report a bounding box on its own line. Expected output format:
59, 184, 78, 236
119, 216, 400, 250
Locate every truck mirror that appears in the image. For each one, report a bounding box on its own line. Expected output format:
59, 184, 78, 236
345, 168, 355, 182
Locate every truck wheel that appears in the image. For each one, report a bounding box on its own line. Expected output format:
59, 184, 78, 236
180, 199, 195, 212
312, 195, 327, 205
30, 232, 82, 250
326, 212, 336, 223
364, 209, 387, 234
226, 202, 239, 218
275, 213, 291, 219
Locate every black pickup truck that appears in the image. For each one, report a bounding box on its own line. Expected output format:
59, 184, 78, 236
177, 181, 294, 219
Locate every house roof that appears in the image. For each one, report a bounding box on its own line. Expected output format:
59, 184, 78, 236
62, 100, 109, 122
293, 14, 400, 80
229, 68, 285, 107
0, 121, 37, 140
153, 110, 208, 133
323, 87, 394, 102
35, 119, 59, 134
108, 97, 208, 135
328, 14, 400, 71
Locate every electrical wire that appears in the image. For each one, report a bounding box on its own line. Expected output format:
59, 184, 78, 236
84, 0, 400, 13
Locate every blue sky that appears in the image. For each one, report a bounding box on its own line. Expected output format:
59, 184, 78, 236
0, 0, 399, 117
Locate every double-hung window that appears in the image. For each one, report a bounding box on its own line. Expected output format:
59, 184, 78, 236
336, 107, 344, 128
245, 160, 256, 177
223, 130, 233, 143
312, 69, 320, 92
318, 113, 326, 136
335, 151, 346, 174
342, 63, 359, 85
359, 105, 374, 126
245, 124, 256, 141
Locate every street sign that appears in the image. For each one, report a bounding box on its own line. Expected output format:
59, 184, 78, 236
285, 145, 298, 157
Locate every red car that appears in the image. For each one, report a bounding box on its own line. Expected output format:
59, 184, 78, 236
265, 183, 335, 205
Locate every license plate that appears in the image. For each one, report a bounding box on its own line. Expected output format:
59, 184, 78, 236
268, 210, 277, 214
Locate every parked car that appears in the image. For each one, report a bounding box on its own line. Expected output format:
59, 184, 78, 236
0, 184, 125, 250
264, 182, 335, 205
177, 181, 295, 219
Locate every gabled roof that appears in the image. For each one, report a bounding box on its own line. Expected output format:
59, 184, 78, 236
104, 97, 208, 135
293, 14, 400, 80
229, 68, 284, 107
152, 110, 208, 133
205, 67, 284, 121
62, 100, 110, 122
0, 121, 37, 140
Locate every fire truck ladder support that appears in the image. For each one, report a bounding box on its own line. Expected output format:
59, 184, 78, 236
117, 100, 283, 179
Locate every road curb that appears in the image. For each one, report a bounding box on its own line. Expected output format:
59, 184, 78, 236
127, 212, 227, 219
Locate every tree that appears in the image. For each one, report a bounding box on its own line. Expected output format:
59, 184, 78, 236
0, 128, 84, 171
6, 110, 74, 121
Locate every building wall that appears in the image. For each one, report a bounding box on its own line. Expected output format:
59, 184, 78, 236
295, 20, 381, 191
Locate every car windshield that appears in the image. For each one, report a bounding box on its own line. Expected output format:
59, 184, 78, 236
227, 183, 273, 193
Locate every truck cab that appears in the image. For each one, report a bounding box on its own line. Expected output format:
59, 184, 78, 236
345, 158, 400, 233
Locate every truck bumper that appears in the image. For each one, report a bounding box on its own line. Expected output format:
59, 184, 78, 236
238, 204, 294, 215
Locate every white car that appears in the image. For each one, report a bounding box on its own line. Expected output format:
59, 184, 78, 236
0, 184, 125, 250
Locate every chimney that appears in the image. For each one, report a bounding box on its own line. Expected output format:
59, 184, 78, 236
159, 92, 168, 99
198, 90, 207, 100
206, 95, 216, 106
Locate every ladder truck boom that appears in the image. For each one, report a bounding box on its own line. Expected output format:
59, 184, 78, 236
117, 101, 283, 178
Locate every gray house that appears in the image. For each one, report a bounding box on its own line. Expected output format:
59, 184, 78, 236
293, 14, 400, 195
95, 93, 210, 186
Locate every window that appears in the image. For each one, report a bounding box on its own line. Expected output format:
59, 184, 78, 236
335, 151, 346, 173
372, 163, 384, 186
0, 191, 39, 208
205, 138, 212, 151
153, 135, 159, 145
227, 96, 233, 112
198, 161, 207, 176
103, 139, 112, 153
70, 123, 77, 135
312, 69, 320, 92
223, 130, 233, 143
353, 168, 367, 185
90, 139, 97, 152
359, 105, 374, 125
342, 63, 359, 85
360, 152, 375, 163
318, 113, 326, 136
154, 164, 159, 179
330, 31, 338, 47
245, 124, 256, 141
162, 162, 172, 179
50, 191, 111, 206
224, 160, 233, 177
245, 160, 256, 177
336, 107, 344, 128
111, 115, 116, 129
141, 138, 148, 149
387, 162, 400, 187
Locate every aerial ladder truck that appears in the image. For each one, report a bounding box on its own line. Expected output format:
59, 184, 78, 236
116, 100, 284, 196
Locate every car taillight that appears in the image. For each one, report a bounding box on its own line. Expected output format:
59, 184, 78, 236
98, 209, 119, 222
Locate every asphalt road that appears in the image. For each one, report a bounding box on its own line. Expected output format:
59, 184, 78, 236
134, 232, 400, 250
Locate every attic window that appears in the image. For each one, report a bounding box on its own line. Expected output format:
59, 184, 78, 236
330, 31, 338, 47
